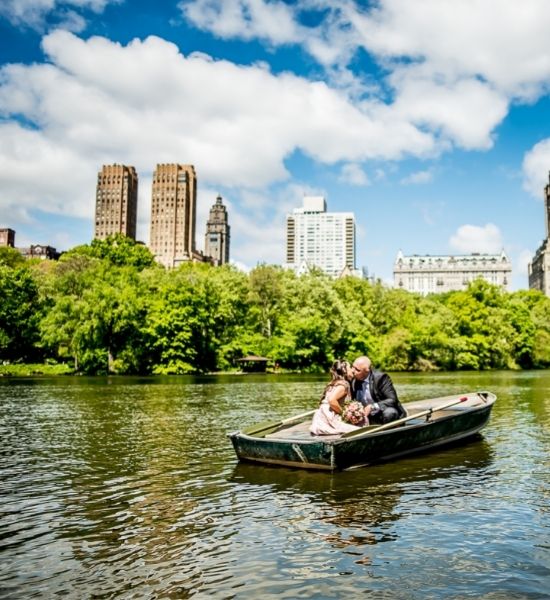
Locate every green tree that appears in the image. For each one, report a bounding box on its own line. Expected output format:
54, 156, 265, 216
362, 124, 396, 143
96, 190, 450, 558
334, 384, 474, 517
0, 247, 26, 268
145, 263, 250, 373
0, 264, 42, 361
40, 254, 151, 373
513, 289, 550, 367
439, 280, 518, 369
67, 234, 156, 270
248, 264, 289, 338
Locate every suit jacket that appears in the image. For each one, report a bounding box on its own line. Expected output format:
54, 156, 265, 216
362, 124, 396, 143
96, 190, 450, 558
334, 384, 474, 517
352, 369, 406, 419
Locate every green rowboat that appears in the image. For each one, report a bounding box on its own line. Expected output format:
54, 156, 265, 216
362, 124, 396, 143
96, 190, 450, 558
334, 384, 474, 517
228, 391, 496, 471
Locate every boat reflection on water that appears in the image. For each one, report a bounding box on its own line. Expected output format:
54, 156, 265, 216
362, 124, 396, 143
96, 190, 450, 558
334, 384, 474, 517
229, 436, 495, 547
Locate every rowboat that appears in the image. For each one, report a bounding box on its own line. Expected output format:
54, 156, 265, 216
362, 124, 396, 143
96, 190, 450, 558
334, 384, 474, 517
228, 391, 496, 471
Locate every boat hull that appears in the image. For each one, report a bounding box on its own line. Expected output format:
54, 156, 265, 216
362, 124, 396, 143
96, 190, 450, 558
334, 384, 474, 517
229, 392, 495, 471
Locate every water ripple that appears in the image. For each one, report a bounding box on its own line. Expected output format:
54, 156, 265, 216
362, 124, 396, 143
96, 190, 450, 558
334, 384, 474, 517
1, 373, 549, 598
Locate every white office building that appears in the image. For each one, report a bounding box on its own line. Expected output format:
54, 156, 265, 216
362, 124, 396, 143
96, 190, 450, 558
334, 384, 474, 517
285, 196, 359, 278
393, 250, 512, 295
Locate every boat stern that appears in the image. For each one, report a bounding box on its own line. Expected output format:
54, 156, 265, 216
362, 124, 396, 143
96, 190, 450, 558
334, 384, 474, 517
228, 430, 336, 470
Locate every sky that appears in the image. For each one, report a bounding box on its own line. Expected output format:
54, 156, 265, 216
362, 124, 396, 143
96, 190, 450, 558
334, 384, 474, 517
1, 0, 550, 289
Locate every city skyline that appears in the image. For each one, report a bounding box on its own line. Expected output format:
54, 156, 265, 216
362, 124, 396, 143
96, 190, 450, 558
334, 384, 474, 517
2, 1, 550, 289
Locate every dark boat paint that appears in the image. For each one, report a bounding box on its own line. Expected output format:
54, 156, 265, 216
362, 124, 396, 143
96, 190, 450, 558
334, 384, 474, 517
229, 392, 496, 471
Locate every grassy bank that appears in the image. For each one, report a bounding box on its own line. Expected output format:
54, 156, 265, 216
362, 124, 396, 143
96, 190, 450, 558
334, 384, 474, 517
0, 363, 74, 377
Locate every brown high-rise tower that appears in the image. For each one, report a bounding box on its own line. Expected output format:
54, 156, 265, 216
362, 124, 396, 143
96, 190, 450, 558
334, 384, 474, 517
204, 195, 230, 266
0, 228, 15, 247
528, 171, 550, 296
94, 164, 138, 240
149, 164, 197, 268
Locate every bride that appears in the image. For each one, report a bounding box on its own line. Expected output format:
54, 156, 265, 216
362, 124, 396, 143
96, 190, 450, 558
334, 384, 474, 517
310, 359, 365, 435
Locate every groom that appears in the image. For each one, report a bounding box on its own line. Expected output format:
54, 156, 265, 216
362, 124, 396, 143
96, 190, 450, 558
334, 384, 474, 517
350, 356, 406, 424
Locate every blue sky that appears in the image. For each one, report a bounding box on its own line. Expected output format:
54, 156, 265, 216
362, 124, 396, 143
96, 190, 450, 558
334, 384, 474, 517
1, 0, 550, 289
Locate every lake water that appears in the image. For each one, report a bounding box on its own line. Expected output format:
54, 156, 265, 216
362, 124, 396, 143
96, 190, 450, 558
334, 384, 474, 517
1, 371, 549, 599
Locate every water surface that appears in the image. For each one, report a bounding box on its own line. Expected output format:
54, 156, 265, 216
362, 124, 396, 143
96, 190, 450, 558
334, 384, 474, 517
1, 371, 549, 598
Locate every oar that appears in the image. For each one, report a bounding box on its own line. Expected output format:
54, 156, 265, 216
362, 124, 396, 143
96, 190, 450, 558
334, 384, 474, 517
242, 409, 316, 436
342, 396, 469, 438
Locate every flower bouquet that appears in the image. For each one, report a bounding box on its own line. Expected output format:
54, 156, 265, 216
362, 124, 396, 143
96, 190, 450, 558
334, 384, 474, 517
342, 400, 366, 426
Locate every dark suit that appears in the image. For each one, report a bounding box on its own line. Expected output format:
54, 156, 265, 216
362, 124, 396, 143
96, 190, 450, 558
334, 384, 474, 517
352, 369, 406, 424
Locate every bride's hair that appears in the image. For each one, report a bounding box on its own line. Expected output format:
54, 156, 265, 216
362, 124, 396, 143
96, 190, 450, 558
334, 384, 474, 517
329, 359, 350, 381
318, 359, 350, 403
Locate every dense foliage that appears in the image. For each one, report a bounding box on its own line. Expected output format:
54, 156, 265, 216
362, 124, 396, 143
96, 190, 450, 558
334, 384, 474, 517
2, 235, 550, 374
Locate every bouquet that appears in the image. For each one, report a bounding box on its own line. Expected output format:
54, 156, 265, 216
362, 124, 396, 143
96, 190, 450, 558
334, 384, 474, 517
342, 400, 366, 426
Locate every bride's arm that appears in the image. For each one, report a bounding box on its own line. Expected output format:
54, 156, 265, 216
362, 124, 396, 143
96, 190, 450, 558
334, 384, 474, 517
326, 383, 347, 414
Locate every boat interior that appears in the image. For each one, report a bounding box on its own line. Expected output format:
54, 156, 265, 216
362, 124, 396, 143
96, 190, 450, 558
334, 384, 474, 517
260, 392, 493, 442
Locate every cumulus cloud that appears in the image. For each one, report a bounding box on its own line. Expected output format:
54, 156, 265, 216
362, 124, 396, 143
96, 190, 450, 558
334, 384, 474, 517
181, 0, 550, 151
0, 0, 118, 30
522, 139, 550, 198
401, 169, 433, 185
0, 31, 435, 223
179, 0, 301, 45
4, 0, 550, 264
389, 72, 508, 149
339, 163, 370, 186
356, 0, 550, 100
516, 249, 534, 277
449, 223, 504, 254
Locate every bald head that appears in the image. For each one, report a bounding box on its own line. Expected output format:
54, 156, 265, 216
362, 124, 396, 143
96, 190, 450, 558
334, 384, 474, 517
352, 356, 372, 381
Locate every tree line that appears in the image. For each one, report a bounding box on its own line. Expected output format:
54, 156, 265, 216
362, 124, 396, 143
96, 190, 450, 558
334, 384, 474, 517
1, 235, 549, 374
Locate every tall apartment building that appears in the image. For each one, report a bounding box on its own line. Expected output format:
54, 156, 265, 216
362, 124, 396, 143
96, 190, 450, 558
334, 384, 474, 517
204, 194, 230, 266
94, 164, 138, 240
528, 172, 550, 296
149, 163, 197, 268
285, 196, 358, 278
0, 228, 15, 247
393, 250, 512, 295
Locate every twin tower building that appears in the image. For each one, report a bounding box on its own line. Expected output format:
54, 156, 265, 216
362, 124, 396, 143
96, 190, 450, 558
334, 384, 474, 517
94, 164, 230, 268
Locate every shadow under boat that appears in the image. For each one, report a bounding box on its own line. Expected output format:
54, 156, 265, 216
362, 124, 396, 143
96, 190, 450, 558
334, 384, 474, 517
229, 436, 495, 535
229, 434, 495, 493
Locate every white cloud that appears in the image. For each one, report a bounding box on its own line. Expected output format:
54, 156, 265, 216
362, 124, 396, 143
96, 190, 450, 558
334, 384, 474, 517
339, 163, 370, 186
516, 249, 534, 277
0, 122, 94, 219
0, 0, 118, 30
522, 139, 550, 198
449, 223, 504, 254
55, 9, 87, 33
0, 31, 436, 227
389, 71, 508, 149
401, 169, 433, 185
225, 183, 310, 268
179, 0, 301, 45
355, 0, 550, 99
180, 0, 550, 151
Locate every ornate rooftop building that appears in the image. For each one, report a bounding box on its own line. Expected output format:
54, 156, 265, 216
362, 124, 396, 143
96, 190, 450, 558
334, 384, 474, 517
393, 250, 511, 295
528, 172, 550, 296
94, 164, 138, 240
204, 194, 230, 266
18, 245, 61, 261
